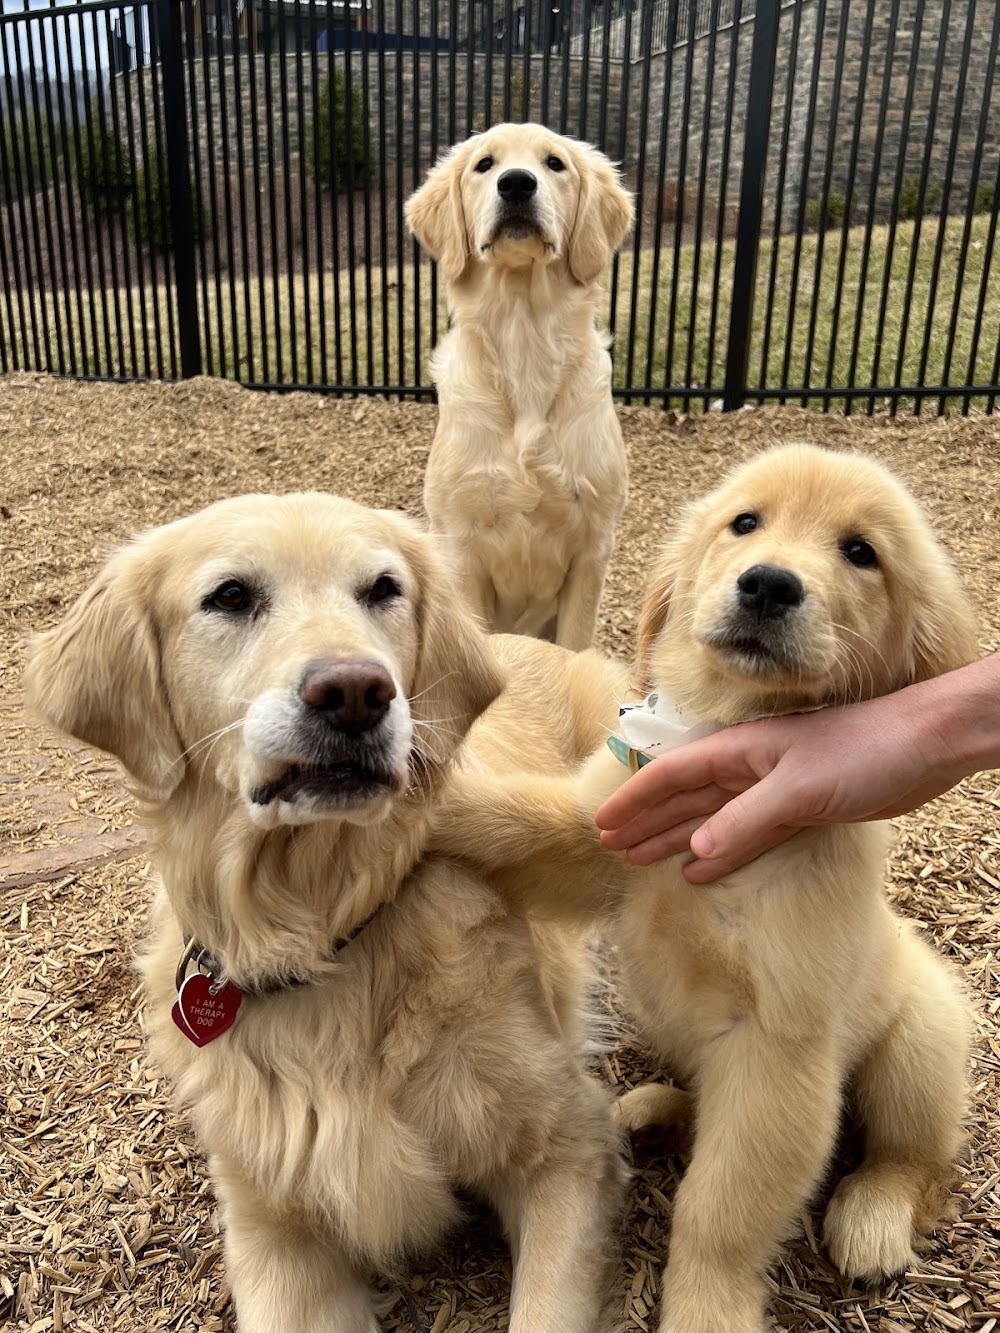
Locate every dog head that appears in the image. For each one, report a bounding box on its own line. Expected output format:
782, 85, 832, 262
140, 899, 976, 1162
635, 444, 978, 723
405, 122, 633, 285
26, 494, 504, 829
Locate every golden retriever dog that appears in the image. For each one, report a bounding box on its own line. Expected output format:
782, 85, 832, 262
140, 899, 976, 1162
432, 445, 977, 1333
405, 123, 634, 650
25, 493, 630, 1333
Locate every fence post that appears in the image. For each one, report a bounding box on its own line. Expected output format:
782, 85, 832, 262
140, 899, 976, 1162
158, 0, 202, 378
722, 0, 780, 411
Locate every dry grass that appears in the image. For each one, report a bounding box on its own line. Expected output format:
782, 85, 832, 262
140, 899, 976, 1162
1, 374, 999, 1333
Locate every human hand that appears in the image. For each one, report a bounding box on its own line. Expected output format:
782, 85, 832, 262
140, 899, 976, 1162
594, 681, 974, 883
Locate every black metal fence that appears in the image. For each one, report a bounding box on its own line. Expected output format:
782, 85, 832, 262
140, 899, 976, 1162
0, 0, 998, 412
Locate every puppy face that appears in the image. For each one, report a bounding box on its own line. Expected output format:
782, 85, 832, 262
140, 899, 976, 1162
636, 445, 978, 723
405, 122, 633, 284
26, 494, 503, 829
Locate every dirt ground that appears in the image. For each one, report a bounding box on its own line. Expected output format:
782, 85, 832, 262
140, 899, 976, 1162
2, 374, 999, 1333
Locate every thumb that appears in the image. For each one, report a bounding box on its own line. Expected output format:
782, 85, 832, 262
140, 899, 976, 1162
688, 774, 802, 868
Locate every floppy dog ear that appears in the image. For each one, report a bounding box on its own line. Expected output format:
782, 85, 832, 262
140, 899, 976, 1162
633, 551, 677, 694
899, 541, 980, 685
405, 145, 471, 283
398, 528, 505, 772
25, 545, 186, 798
567, 143, 634, 286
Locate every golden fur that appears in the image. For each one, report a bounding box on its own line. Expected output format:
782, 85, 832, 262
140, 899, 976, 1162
405, 123, 634, 649
433, 445, 978, 1333
25, 493, 630, 1333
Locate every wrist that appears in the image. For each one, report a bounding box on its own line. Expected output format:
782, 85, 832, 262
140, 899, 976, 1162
909, 655, 1000, 782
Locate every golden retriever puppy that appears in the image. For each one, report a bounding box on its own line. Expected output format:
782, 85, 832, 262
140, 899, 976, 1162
25, 493, 629, 1333
432, 445, 977, 1333
405, 123, 634, 650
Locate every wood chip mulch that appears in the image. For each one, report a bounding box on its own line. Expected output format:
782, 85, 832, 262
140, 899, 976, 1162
1, 374, 998, 1333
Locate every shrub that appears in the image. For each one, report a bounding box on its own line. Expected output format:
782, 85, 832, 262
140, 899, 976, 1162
129, 143, 204, 250
974, 180, 995, 215
803, 190, 851, 233
895, 174, 942, 221
0, 112, 61, 203
76, 109, 133, 214
307, 69, 373, 191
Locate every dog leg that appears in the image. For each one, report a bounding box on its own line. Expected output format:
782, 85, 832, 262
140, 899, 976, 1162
215, 1159, 379, 1333
555, 551, 610, 651
659, 1025, 840, 1333
823, 937, 969, 1283
490, 1083, 625, 1333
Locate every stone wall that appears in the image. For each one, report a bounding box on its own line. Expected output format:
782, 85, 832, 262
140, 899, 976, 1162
114, 0, 1000, 242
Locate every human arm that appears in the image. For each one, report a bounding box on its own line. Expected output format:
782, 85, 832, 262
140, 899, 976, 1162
595, 653, 1000, 884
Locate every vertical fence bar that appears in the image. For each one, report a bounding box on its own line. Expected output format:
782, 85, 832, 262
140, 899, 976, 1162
158, 0, 200, 377
61, 10, 101, 374
705, 0, 744, 403
262, 0, 283, 381
377, 0, 390, 387
686, 0, 722, 404
644, 0, 680, 397
244, 3, 268, 383
890, 0, 952, 415
778, 0, 825, 404
294, 0, 313, 385
867, 0, 926, 412
844, 0, 902, 414
359, 1, 376, 385
317, 3, 337, 389
820, 0, 876, 411
663, 0, 700, 406
148, 17, 180, 375
101, 4, 138, 379
723, 0, 779, 411
624, 0, 657, 398
801, 0, 851, 408
946, 1, 1000, 414
185, 1, 212, 376
213, 0, 240, 377
757, 0, 804, 400
915, 0, 977, 414
231, 0, 255, 382
33, 12, 73, 376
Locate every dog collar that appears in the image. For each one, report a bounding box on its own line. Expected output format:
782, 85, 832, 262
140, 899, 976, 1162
170, 903, 385, 1046
607, 691, 722, 772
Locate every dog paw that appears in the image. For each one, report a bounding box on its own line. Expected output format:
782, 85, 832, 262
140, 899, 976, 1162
823, 1169, 917, 1282
613, 1082, 691, 1137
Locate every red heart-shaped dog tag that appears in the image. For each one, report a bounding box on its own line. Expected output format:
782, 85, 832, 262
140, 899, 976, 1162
171, 972, 243, 1046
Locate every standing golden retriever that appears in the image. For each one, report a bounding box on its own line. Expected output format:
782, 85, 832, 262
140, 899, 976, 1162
25, 494, 629, 1333
405, 123, 634, 649
432, 445, 977, 1333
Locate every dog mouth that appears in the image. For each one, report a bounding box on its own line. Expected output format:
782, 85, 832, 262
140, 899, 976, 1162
703, 630, 801, 678
249, 759, 400, 808
484, 211, 551, 248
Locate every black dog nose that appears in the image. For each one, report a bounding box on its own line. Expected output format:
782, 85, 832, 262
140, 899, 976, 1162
737, 565, 804, 620
299, 659, 396, 737
497, 168, 537, 205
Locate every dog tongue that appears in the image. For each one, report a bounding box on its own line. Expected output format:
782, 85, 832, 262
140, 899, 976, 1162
172, 972, 243, 1046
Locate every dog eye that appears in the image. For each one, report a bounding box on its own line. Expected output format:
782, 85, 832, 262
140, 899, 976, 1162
361, 574, 402, 607
842, 539, 879, 569
474, 156, 494, 174
545, 154, 565, 172
730, 512, 759, 536
203, 580, 255, 614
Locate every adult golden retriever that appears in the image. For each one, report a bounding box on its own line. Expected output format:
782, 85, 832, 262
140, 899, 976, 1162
433, 444, 977, 1333
405, 123, 633, 649
25, 493, 629, 1333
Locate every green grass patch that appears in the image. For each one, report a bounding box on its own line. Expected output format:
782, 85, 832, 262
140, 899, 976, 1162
4, 213, 998, 410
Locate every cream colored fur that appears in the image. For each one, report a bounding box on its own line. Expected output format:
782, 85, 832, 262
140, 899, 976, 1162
432, 445, 978, 1333
25, 493, 630, 1333
405, 123, 634, 649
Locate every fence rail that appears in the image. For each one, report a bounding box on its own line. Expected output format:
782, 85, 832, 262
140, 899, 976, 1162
0, 0, 998, 413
